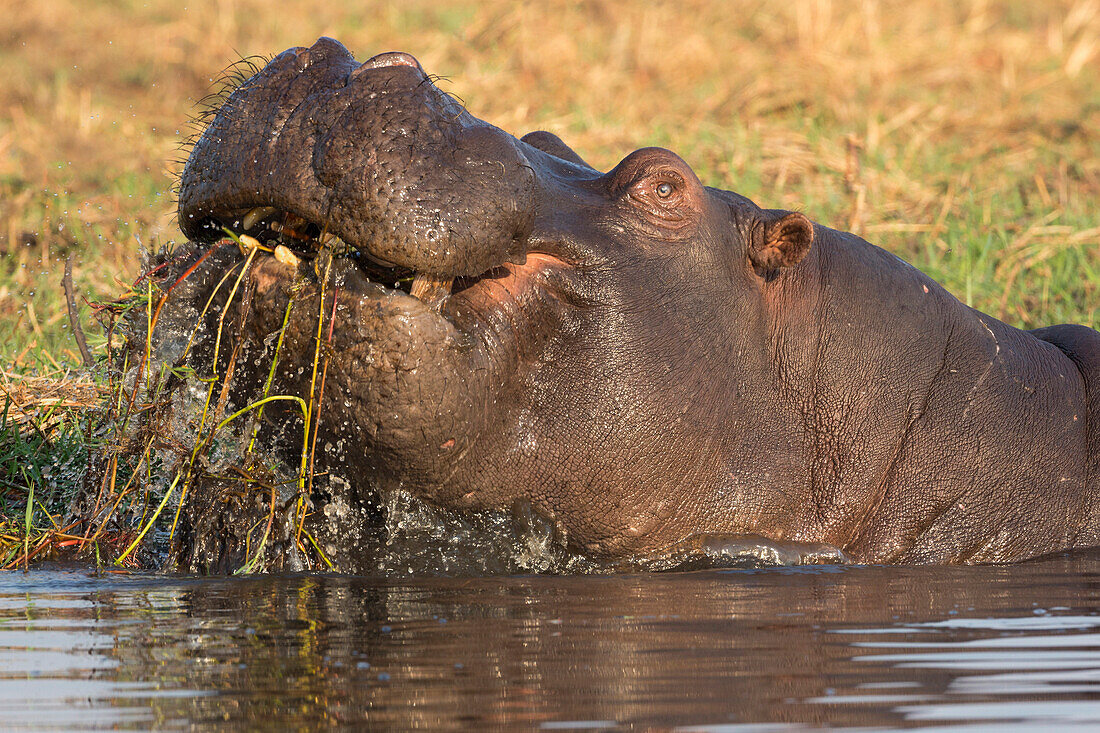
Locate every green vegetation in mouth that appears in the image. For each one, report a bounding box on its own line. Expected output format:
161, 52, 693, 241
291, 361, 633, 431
0, 236, 345, 571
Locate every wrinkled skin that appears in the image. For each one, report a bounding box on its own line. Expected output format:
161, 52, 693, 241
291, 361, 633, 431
175, 38, 1100, 565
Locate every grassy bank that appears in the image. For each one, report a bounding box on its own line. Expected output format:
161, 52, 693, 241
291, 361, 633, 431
0, 0, 1097, 566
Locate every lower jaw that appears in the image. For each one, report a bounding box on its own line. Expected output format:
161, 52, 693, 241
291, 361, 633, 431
239, 252, 484, 441
202, 232, 571, 416
209, 208, 529, 316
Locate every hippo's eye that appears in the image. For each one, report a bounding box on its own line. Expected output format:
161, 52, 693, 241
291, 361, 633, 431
655, 182, 674, 198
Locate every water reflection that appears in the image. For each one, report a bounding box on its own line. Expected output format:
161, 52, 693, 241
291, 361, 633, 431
1, 554, 1099, 729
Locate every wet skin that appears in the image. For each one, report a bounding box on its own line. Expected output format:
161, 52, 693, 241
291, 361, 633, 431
175, 37, 1100, 565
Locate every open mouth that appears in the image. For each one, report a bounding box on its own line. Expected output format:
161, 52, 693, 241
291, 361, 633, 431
211, 205, 483, 312
178, 38, 544, 321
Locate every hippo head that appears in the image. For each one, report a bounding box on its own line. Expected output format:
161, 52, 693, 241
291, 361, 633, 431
177, 38, 816, 559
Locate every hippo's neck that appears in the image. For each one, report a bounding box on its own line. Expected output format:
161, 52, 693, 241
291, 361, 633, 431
755, 227, 1094, 563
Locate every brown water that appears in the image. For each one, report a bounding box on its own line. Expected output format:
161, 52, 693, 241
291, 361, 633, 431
2, 553, 1100, 731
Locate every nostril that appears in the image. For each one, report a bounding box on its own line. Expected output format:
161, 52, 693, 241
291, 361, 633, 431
348, 52, 425, 84
362, 51, 424, 72
294, 48, 313, 72
297, 37, 355, 71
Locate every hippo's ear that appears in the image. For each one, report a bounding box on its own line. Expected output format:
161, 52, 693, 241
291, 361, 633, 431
521, 130, 594, 170
750, 212, 814, 274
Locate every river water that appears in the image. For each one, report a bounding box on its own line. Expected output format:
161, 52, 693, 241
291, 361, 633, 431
2, 552, 1099, 730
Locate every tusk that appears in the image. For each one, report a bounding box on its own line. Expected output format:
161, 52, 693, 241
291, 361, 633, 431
361, 250, 400, 268
242, 206, 278, 231
274, 244, 301, 268
410, 273, 454, 310
236, 233, 262, 255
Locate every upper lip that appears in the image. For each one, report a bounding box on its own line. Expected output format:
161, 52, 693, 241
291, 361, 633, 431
177, 39, 545, 311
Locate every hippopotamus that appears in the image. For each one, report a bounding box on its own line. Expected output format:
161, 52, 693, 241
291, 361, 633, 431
172, 37, 1100, 567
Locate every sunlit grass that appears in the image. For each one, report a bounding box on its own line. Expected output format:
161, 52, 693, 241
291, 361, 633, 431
2, 0, 1098, 369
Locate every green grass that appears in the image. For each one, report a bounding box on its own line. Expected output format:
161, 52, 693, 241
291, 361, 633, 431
0, 387, 94, 568
2, 0, 1098, 371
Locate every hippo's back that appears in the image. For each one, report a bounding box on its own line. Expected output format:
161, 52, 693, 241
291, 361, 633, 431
1031, 322, 1100, 544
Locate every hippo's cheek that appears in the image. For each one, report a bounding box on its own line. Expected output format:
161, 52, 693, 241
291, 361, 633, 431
328, 304, 473, 445
240, 255, 490, 482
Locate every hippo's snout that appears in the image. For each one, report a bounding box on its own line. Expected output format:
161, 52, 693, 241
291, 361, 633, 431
178, 37, 537, 301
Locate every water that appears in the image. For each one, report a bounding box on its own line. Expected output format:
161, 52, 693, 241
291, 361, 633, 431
2, 553, 1100, 731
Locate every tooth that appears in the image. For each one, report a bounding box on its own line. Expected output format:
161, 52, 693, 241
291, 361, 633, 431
274, 244, 301, 268
242, 206, 278, 231
236, 233, 262, 255
410, 273, 454, 310
362, 250, 399, 268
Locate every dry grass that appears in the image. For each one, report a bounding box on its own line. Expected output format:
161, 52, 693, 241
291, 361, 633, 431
0, 370, 101, 430
2, 0, 1098, 363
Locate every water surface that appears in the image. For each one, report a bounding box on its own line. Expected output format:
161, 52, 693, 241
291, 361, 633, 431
2, 552, 1100, 730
